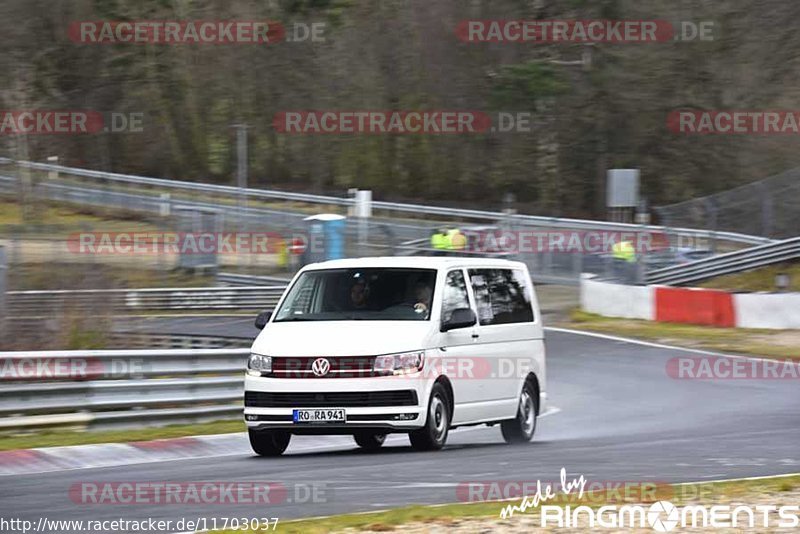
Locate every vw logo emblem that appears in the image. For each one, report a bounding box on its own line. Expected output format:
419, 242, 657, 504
311, 358, 331, 377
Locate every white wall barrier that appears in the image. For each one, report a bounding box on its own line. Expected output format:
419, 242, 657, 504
734, 293, 800, 329
580, 274, 654, 320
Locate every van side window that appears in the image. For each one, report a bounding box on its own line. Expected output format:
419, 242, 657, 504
468, 269, 534, 325
441, 270, 470, 322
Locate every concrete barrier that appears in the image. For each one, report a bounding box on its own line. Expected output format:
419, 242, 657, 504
734, 293, 800, 329
655, 287, 735, 327
580, 274, 800, 330
580, 274, 654, 320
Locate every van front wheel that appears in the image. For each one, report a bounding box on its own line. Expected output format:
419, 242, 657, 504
249, 429, 291, 456
354, 432, 386, 451
409, 383, 449, 451
501, 382, 537, 444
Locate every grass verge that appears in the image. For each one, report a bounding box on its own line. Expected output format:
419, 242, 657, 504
560, 310, 800, 360
0, 419, 244, 451
699, 261, 799, 292
219, 474, 800, 533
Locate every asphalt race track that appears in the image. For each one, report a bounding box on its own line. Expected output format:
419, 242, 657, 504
2, 326, 799, 532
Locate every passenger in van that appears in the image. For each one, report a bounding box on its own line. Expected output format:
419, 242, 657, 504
349, 278, 370, 309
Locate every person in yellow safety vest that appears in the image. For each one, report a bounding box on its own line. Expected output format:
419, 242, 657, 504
448, 228, 466, 251
276, 237, 288, 268
612, 240, 636, 262
431, 228, 449, 250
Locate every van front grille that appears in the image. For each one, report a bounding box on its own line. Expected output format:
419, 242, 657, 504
270, 356, 378, 378
244, 390, 418, 407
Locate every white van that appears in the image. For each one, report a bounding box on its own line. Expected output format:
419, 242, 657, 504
244, 257, 546, 455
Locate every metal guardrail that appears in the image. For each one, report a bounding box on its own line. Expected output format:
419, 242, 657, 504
0, 348, 250, 430
646, 237, 800, 286
7, 286, 286, 315
216, 272, 292, 286
2, 159, 774, 246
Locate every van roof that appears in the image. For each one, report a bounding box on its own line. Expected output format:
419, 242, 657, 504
302, 256, 529, 271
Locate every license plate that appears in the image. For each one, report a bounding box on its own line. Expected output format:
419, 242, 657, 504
292, 408, 346, 424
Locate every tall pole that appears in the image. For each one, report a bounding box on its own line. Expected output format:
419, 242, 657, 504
16, 134, 32, 223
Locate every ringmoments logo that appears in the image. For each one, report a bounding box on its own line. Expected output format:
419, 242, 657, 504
537, 501, 800, 531
499, 469, 799, 531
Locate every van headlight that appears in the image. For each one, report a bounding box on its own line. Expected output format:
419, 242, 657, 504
247, 353, 272, 376
373, 351, 424, 375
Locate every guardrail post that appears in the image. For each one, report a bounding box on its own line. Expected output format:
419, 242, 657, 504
760, 182, 773, 237
704, 198, 718, 253
0, 246, 6, 344
46, 156, 59, 181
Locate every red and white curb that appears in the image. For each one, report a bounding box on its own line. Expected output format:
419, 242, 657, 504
0, 409, 562, 477
0, 434, 256, 476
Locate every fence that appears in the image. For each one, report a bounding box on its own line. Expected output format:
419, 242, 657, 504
654, 166, 800, 239
0, 158, 778, 288
0, 348, 249, 430
7, 286, 287, 316
2, 158, 773, 244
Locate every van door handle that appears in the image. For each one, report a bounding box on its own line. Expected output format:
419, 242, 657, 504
471, 333, 480, 339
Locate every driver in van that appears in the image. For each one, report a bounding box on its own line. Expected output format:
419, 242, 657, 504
411, 280, 432, 315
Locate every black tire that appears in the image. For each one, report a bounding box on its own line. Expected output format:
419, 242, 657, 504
409, 383, 450, 451
248, 429, 291, 456
501, 381, 538, 444
353, 432, 386, 451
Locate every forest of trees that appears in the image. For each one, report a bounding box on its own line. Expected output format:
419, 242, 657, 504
2, 0, 800, 218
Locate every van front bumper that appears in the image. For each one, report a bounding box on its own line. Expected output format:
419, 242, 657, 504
243, 374, 429, 432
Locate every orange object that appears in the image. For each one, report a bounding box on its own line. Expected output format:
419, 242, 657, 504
655, 287, 735, 327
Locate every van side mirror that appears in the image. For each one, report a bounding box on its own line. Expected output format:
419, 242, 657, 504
441, 308, 476, 332
254, 311, 272, 330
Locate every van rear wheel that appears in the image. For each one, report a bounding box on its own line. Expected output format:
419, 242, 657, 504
409, 383, 449, 451
354, 432, 386, 451
249, 429, 291, 456
501, 382, 537, 444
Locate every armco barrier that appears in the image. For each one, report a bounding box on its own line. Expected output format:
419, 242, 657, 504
7, 286, 286, 316
581, 274, 799, 329
0, 348, 249, 431
654, 287, 735, 327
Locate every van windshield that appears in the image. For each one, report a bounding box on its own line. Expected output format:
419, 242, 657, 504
274, 268, 437, 322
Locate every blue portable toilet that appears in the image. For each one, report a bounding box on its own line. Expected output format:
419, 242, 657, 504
303, 214, 346, 262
